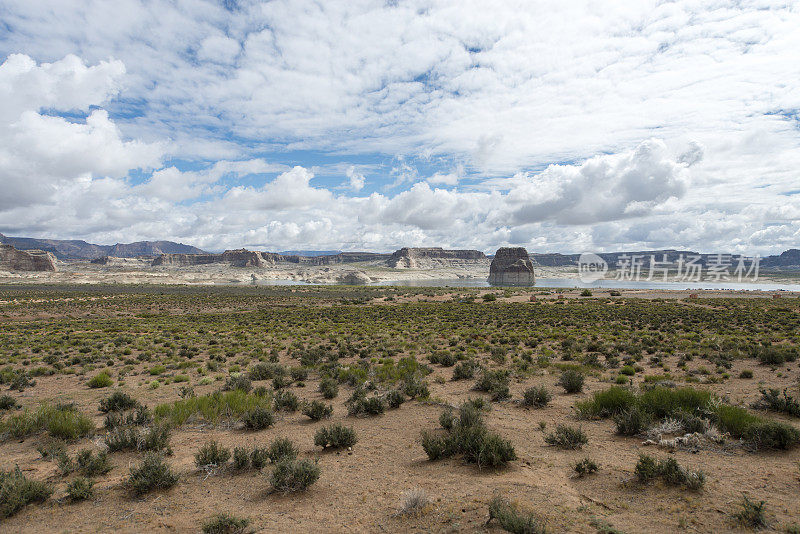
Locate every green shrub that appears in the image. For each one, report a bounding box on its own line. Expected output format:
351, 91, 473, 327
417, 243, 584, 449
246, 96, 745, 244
223, 374, 252, 393
634, 454, 705, 490
154, 390, 271, 426
75, 449, 112, 476
314, 423, 358, 449
580, 289, 593, 297
250, 447, 270, 470
620, 365, 636, 376
557, 370, 585, 393
0, 467, 53, 518
66, 477, 94, 502
522, 386, 551, 408
714, 404, 800, 450
754, 388, 800, 417
575, 386, 636, 418
319, 377, 339, 399
270, 459, 320, 493
613, 407, 652, 436
452, 360, 478, 381
242, 405, 275, 430
202, 513, 250, 534
127, 453, 178, 495
488, 496, 545, 534
273, 389, 299, 412
302, 400, 333, 421
544, 425, 588, 449
98, 391, 139, 413
733, 495, 767, 529
87, 372, 113, 389
0, 395, 18, 410
195, 440, 231, 468
421, 402, 516, 468
233, 447, 249, 470
2, 403, 95, 441
386, 389, 405, 408
266, 438, 298, 464
474, 370, 510, 401
739, 370, 753, 379
573, 458, 598, 477
249, 362, 287, 381
105, 424, 171, 453
638, 387, 711, 419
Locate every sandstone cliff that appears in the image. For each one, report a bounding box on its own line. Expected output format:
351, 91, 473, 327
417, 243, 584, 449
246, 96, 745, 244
152, 250, 388, 267
0, 244, 58, 272
488, 247, 535, 285
387, 247, 487, 269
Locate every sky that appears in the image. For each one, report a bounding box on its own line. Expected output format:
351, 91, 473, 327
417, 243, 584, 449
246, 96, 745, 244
0, 0, 799, 254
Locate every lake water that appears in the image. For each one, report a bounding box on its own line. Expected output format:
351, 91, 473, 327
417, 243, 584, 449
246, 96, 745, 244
255, 277, 800, 291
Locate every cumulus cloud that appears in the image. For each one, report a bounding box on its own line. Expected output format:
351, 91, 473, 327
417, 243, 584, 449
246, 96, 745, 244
0, 54, 163, 211
1, 1, 800, 255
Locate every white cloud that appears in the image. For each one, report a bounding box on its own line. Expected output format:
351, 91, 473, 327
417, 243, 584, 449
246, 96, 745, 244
1, 2, 800, 256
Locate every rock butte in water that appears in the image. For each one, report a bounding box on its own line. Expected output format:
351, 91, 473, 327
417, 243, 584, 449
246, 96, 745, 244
488, 247, 536, 285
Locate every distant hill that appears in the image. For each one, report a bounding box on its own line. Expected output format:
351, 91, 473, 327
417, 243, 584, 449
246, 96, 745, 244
279, 250, 342, 257
0, 232, 205, 260
531, 248, 800, 269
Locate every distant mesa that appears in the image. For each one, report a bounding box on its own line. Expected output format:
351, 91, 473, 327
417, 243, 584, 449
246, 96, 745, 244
387, 247, 487, 269
488, 247, 535, 285
0, 244, 58, 272
0, 232, 204, 260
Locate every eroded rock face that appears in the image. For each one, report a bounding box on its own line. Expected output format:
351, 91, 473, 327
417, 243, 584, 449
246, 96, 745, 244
0, 244, 58, 272
337, 271, 372, 285
387, 247, 487, 269
488, 247, 535, 285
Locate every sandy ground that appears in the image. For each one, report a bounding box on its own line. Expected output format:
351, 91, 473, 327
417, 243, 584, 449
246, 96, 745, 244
1, 347, 799, 533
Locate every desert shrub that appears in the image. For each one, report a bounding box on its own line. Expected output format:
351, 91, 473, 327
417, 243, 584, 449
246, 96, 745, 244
634, 454, 705, 490
302, 400, 333, 421
223, 374, 252, 393
154, 390, 271, 426
266, 438, 298, 464
386, 389, 405, 408
105, 424, 170, 453
314, 423, 358, 449
575, 386, 636, 418
273, 389, 299, 412
638, 387, 711, 419
0, 395, 17, 410
557, 370, 584, 393
242, 405, 275, 430
754, 388, 800, 417
733, 495, 767, 529
270, 459, 320, 493
421, 402, 516, 468
474, 370, 511, 401
202, 513, 250, 534
739, 370, 753, 379
488, 496, 546, 534
580, 289, 593, 297
0, 467, 53, 518
195, 440, 231, 468
319, 377, 339, 399
573, 457, 598, 477
233, 447, 250, 470
452, 360, 478, 381
127, 453, 178, 495
613, 407, 652, 436
714, 404, 800, 450
104, 405, 152, 429
98, 391, 140, 413
75, 449, 112, 476
2, 403, 95, 441
521, 386, 551, 408
348, 396, 386, 416
88, 372, 113, 389
249, 362, 286, 381
66, 477, 94, 502
250, 447, 270, 470
544, 425, 588, 449
402, 375, 430, 399
398, 488, 431, 516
